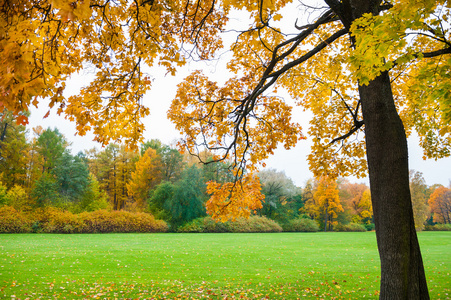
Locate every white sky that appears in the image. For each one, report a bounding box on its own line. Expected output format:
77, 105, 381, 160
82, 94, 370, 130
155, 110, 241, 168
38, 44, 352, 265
27, 2, 451, 188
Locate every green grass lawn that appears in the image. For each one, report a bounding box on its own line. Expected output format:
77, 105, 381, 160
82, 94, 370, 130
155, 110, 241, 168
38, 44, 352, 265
1, 232, 450, 299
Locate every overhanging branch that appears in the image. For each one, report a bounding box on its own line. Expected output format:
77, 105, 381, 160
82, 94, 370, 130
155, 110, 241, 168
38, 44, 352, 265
330, 120, 364, 144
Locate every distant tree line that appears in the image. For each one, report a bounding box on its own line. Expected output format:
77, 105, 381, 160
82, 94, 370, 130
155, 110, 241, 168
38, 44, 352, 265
1, 110, 450, 231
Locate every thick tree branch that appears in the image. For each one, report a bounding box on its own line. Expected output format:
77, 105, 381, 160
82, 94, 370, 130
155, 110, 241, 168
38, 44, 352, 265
421, 47, 451, 58
330, 120, 364, 144
218, 28, 348, 175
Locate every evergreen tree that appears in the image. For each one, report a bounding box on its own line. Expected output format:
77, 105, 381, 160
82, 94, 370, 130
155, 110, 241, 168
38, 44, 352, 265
53, 152, 90, 202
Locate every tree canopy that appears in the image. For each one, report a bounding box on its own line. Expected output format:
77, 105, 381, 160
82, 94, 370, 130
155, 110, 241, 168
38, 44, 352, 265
1, 0, 227, 145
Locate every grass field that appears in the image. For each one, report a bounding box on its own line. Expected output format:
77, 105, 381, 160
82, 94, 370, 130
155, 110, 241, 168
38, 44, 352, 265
1, 232, 450, 299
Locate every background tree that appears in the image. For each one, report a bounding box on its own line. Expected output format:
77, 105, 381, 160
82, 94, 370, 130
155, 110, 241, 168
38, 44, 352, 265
257, 169, 302, 224
5, 185, 33, 211
428, 186, 451, 224
339, 180, 373, 225
159, 145, 185, 182
141, 140, 185, 182
410, 170, 430, 230
53, 152, 91, 202
148, 165, 207, 228
148, 181, 175, 223
35, 128, 68, 173
92, 144, 120, 209
300, 179, 315, 219
164, 165, 207, 228
357, 190, 373, 225
202, 156, 234, 184
127, 147, 162, 210
310, 176, 343, 231
90, 144, 137, 210
0, 110, 29, 188
76, 174, 110, 212
31, 173, 59, 207
25, 126, 44, 190
115, 147, 137, 210
0, 181, 7, 206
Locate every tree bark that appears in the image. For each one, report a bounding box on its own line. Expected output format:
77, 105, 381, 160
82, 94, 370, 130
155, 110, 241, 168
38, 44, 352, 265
324, 207, 329, 232
0, 123, 7, 142
359, 71, 429, 299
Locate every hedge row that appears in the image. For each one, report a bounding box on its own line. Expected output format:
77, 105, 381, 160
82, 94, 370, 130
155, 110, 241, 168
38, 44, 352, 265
0, 206, 33, 233
3, 205, 450, 234
0, 206, 168, 233
178, 216, 283, 233
424, 224, 451, 231
283, 218, 320, 232
333, 222, 367, 232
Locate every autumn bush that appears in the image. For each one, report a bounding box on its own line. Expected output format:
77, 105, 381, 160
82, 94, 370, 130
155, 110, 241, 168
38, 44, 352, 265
283, 218, 320, 232
0, 206, 33, 233
333, 222, 367, 232
178, 216, 282, 233
202, 217, 232, 233
39, 208, 84, 233
0, 207, 167, 233
424, 224, 451, 231
79, 210, 168, 233
228, 216, 282, 233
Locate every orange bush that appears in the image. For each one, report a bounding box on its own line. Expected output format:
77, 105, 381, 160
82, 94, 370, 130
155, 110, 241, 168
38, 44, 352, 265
0, 206, 33, 233
79, 210, 168, 233
37, 207, 84, 233
0, 207, 167, 233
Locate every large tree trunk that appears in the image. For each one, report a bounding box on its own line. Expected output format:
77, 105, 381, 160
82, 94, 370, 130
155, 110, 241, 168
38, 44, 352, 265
359, 71, 429, 299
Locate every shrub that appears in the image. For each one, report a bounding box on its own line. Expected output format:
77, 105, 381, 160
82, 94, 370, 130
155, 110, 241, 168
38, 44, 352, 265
424, 224, 451, 231
31, 221, 41, 233
0, 207, 168, 233
283, 218, 320, 232
79, 210, 168, 233
364, 223, 375, 231
229, 216, 282, 233
177, 218, 206, 233
39, 207, 84, 233
203, 217, 231, 233
334, 222, 367, 232
0, 206, 32, 233
177, 216, 282, 233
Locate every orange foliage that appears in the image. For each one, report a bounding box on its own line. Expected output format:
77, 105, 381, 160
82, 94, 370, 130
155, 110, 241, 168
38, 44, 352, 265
0, 206, 33, 233
0, 206, 168, 233
309, 176, 343, 231
127, 148, 161, 210
428, 186, 451, 224
0, 0, 228, 147
206, 174, 265, 222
